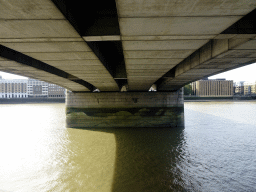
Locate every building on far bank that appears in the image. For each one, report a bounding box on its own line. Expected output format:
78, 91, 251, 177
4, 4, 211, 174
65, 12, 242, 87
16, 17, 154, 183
191, 78, 233, 97
244, 81, 256, 95
27, 79, 48, 98
48, 83, 66, 98
0, 76, 28, 98
0, 76, 66, 99
234, 81, 245, 95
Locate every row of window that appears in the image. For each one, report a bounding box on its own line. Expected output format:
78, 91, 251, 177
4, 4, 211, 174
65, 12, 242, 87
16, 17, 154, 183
1, 94, 27, 98
48, 95, 65, 97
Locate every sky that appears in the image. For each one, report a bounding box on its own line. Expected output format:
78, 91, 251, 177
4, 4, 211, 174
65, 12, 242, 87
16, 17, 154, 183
208, 62, 256, 83
0, 62, 256, 83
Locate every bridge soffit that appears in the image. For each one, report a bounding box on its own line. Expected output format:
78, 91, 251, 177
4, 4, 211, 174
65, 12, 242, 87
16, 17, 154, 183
0, 0, 122, 92
156, 8, 256, 91
0, 1, 256, 92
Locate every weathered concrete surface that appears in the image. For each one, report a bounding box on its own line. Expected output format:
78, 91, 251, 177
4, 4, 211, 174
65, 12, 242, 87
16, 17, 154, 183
116, 0, 256, 91
25, 52, 99, 61
0, 0, 64, 19
116, 0, 256, 17
0, 20, 80, 38
83, 36, 121, 41
1, 42, 92, 52
121, 35, 216, 41
0, 58, 89, 91
66, 91, 184, 128
123, 40, 209, 50
124, 50, 194, 59
158, 38, 256, 91
0, 0, 256, 93
0, 0, 119, 92
119, 17, 241, 36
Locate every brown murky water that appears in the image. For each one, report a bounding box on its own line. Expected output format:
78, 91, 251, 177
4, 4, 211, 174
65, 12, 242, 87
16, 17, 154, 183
0, 102, 255, 191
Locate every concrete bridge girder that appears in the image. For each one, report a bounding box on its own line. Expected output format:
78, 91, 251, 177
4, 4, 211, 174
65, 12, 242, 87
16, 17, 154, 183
0, 0, 119, 92
0, 56, 90, 91
158, 37, 256, 91
0, 0, 255, 92
116, 0, 256, 91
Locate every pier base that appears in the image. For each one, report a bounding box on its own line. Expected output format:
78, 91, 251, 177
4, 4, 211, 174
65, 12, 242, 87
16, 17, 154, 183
66, 90, 184, 128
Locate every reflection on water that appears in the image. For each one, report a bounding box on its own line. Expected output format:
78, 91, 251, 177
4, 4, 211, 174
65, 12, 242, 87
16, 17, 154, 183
110, 127, 187, 191
0, 102, 256, 191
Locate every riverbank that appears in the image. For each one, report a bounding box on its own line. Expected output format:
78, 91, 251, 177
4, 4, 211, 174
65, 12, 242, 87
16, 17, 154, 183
185, 100, 256, 102
184, 96, 256, 102
0, 98, 65, 104
1, 97, 255, 104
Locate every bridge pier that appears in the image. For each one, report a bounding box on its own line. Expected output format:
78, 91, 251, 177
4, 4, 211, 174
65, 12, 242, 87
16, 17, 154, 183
66, 90, 184, 128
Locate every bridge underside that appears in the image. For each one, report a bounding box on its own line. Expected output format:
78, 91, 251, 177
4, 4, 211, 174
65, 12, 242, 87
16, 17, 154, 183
0, 0, 255, 92
0, 1, 256, 127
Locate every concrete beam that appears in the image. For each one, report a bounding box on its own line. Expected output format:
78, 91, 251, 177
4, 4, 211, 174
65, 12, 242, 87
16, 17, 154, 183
26, 52, 99, 61
158, 37, 256, 91
0, 46, 95, 91
1, 42, 92, 52
0, 20, 80, 38
124, 50, 194, 59
123, 40, 209, 50
126, 64, 176, 70
0, 0, 64, 19
116, 0, 256, 17
0, 62, 90, 92
125, 59, 183, 65
122, 35, 216, 41
83, 36, 121, 41
120, 17, 241, 36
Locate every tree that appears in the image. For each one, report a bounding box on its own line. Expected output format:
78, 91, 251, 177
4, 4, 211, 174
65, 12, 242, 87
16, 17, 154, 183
184, 84, 192, 95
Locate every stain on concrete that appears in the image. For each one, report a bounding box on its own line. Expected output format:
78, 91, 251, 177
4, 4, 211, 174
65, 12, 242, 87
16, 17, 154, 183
66, 107, 184, 128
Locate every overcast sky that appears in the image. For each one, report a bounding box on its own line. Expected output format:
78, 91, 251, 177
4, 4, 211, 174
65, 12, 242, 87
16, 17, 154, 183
0, 62, 256, 83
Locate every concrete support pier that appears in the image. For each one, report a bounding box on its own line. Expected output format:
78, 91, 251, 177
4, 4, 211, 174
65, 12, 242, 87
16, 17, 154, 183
66, 90, 184, 128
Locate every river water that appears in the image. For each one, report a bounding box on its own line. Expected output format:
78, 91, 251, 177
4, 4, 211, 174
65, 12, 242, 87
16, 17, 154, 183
0, 102, 255, 192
